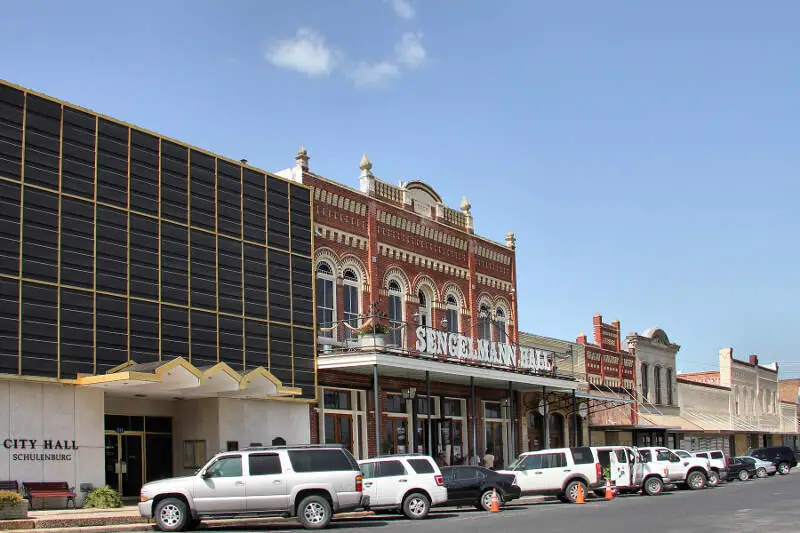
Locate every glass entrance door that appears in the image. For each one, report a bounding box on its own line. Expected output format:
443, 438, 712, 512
104, 433, 144, 497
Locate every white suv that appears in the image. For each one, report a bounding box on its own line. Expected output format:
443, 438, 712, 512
499, 447, 602, 503
638, 447, 710, 490
357, 455, 447, 519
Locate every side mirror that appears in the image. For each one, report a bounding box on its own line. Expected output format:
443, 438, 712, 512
201, 470, 211, 479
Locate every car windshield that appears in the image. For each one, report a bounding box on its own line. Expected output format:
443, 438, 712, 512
507, 456, 524, 470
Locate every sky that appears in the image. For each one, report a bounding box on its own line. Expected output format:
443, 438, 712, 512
2, 1, 798, 375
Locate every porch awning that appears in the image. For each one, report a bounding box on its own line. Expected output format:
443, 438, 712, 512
639, 413, 704, 432
77, 358, 302, 398
317, 351, 579, 392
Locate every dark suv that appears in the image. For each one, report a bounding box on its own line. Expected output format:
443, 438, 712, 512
749, 446, 798, 475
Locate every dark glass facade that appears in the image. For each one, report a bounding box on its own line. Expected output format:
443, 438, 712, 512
0, 81, 315, 398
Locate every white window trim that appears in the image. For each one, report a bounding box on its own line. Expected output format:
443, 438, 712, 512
319, 387, 368, 459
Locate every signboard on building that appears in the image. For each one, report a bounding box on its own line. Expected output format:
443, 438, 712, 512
2, 438, 79, 462
414, 326, 554, 374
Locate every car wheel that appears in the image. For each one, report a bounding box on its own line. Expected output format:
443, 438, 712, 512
756, 467, 767, 478
479, 490, 496, 511
298, 495, 332, 530
777, 462, 791, 475
644, 477, 664, 496
707, 470, 720, 487
154, 498, 190, 532
737, 469, 750, 481
687, 471, 707, 490
403, 492, 430, 520
564, 480, 586, 503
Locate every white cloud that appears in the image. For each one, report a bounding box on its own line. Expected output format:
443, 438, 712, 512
395, 32, 426, 68
391, 0, 415, 19
350, 61, 402, 89
265, 28, 340, 77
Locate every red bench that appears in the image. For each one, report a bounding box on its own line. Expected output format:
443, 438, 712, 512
22, 482, 76, 509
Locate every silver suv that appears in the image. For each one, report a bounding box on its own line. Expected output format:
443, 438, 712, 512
139, 445, 368, 531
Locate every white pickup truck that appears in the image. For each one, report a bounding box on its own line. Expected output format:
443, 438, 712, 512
594, 446, 671, 496
638, 447, 710, 490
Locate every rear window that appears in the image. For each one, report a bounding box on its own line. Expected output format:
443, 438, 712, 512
377, 460, 407, 477
695, 452, 708, 458
571, 447, 594, 465
408, 458, 436, 474
710, 452, 723, 459
288, 449, 357, 473
249, 453, 282, 476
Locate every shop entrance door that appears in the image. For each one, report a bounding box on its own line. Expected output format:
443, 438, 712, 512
105, 433, 144, 497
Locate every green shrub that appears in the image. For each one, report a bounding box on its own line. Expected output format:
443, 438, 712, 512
83, 486, 123, 509
0, 490, 22, 505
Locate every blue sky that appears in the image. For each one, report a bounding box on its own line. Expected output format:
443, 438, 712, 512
2, 1, 798, 374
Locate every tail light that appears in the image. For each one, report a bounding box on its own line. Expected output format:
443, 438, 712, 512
596, 463, 602, 479
434, 475, 444, 487
355, 474, 363, 492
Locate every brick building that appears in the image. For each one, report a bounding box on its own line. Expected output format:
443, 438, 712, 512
275, 149, 580, 467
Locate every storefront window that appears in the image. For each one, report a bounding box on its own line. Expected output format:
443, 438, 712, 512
443, 398, 462, 417
386, 418, 408, 454
324, 390, 351, 410
385, 394, 406, 413
324, 414, 353, 453
484, 401, 502, 419
316, 262, 335, 338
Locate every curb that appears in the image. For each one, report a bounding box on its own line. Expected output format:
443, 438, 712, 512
0, 511, 375, 533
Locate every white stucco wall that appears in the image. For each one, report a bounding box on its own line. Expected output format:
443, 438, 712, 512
217, 398, 310, 449
0, 380, 104, 505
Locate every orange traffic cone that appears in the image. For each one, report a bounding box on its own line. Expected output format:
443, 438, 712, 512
489, 488, 500, 513
575, 482, 585, 504
604, 479, 614, 500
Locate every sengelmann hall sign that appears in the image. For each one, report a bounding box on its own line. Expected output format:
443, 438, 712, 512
414, 326, 554, 373
2, 439, 79, 462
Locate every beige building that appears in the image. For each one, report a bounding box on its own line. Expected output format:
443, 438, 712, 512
679, 348, 791, 454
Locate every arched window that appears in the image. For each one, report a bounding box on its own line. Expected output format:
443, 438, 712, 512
417, 290, 431, 329
317, 262, 335, 338
495, 308, 507, 343
665, 368, 673, 405
445, 294, 459, 334
654, 366, 662, 405
641, 362, 649, 401
478, 305, 491, 341
342, 268, 360, 339
388, 280, 404, 346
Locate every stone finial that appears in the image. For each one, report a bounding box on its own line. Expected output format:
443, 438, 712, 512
460, 196, 472, 214
505, 230, 516, 249
295, 145, 309, 171
359, 153, 376, 194
359, 154, 373, 172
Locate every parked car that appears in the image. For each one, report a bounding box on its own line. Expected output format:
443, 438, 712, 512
735, 456, 775, 478
725, 456, 757, 481
593, 446, 671, 496
498, 447, 602, 503
139, 445, 367, 532
357, 455, 447, 519
686, 450, 728, 486
441, 466, 520, 510
638, 447, 710, 490
748, 446, 798, 475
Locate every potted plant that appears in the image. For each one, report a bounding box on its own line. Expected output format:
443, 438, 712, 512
0, 490, 28, 520
358, 322, 389, 349
83, 486, 123, 509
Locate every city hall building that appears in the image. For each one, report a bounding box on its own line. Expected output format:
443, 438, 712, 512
275, 150, 581, 469
0, 80, 316, 501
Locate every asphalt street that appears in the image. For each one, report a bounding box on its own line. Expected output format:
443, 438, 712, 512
191, 471, 800, 533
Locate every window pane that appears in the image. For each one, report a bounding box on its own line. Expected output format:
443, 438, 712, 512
377, 460, 406, 477
288, 449, 358, 472
571, 447, 594, 465
408, 459, 435, 474
208, 456, 242, 478
249, 454, 282, 476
